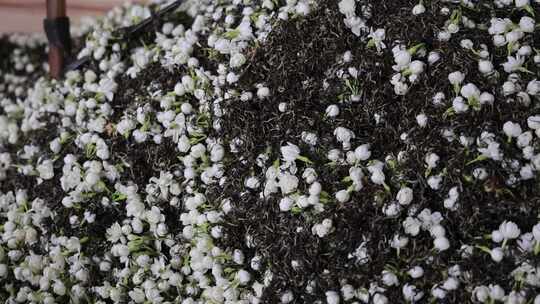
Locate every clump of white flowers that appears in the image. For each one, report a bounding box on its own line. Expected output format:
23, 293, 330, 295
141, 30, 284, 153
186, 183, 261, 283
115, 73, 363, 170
312, 219, 333, 238
338, 0, 369, 36
334, 127, 356, 150
390, 44, 426, 95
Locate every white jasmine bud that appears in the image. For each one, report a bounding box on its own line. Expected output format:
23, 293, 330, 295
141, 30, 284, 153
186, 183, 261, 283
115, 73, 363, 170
354, 144, 371, 161
50, 138, 61, 153
461, 83, 480, 100
326, 104, 340, 117
325, 291, 340, 304
498, 221, 520, 240
416, 113, 428, 128
409, 60, 425, 75
532, 223, 540, 242
53, 281, 66, 296
237, 269, 251, 285
178, 135, 191, 153
503, 121, 522, 138
281, 291, 294, 303
0, 264, 7, 278
312, 218, 333, 238
425, 153, 440, 169
181, 75, 195, 92
428, 52, 441, 64
279, 197, 294, 212
479, 92, 494, 105
129, 289, 146, 303
257, 86, 270, 99
279, 173, 299, 194
281, 143, 300, 162
515, 0, 530, 8
489, 285, 505, 300
403, 284, 424, 302
278, 102, 287, 112
432, 286, 447, 299
335, 190, 350, 203
403, 217, 421, 236
443, 277, 459, 291
382, 270, 399, 286
227, 72, 239, 83
334, 127, 355, 150
396, 187, 413, 205
490, 247, 504, 262
245, 176, 260, 189
394, 49, 412, 69
338, 0, 356, 16
383, 202, 401, 217
503, 81, 516, 96
427, 175, 442, 190
174, 83, 185, 96
438, 31, 451, 41
412, 3, 426, 15
434, 237, 450, 251
36, 160, 54, 180
448, 71, 465, 85
408, 266, 424, 278
230, 52, 246, 68
478, 60, 494, 74
390, 234, 409, 250
460, 39, 474, 49
519, 16, 535, 33
473, 286, 490, 302
370, 168, 385, 185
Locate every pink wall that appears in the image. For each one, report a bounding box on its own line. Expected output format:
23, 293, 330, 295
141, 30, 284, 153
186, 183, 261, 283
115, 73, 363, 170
0, 0, 131, 33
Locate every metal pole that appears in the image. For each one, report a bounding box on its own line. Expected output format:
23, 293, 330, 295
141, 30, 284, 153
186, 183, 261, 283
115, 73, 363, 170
46, 0, 67, 79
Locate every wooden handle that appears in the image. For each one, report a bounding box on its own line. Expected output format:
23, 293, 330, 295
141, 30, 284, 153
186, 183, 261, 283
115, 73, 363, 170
47, 0, 66, 18
46, 0, 66, 79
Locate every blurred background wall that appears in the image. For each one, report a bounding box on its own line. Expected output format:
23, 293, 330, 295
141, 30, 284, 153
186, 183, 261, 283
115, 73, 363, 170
0, 0, 129, 33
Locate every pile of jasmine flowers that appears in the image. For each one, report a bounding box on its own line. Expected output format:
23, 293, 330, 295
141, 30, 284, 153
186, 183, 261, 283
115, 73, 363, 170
1, 0, 540, 303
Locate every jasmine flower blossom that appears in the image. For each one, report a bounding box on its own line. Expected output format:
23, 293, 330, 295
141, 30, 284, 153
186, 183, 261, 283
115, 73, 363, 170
335, 189, 350, 203
281, 143, 301, 163
230, 52, 246, 68
325, 104, 340, 117
416, 113, 428, 127
427, 175, 443, 190
460, 83, 480, 101
503, 121, 522, 138
497, 221, 521, 241
338, 0, 355, 16
519, 16, 535, 33
412, 3, 426, 15
36, 160, 54, 180
425, 153, 440, 169
257, 86, 270, 99
354, 144, 371, 161
490, 247, 504, 263
278, 173, 299, 194
402, 284, 424, 302
393, 48, 412, 71
448, 71, 465, 86
312, 219, 333, 238
367, 28, 386, 52
502, 56, 525, 73
334, 127, 355, 150
479, 60, 494, 74
325, 291, 340, 304
434, 237, 450, 251
396, 187, 413, 205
